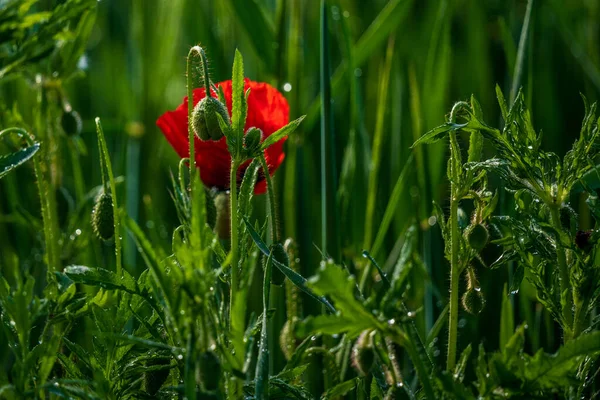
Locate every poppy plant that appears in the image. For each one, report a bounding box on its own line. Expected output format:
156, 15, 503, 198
157, 78, 289, 194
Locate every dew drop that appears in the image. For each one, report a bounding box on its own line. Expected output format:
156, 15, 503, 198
283, 83, 292, 92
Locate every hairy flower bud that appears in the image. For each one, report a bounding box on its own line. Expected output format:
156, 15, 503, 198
61, 109, 82, 137
279, 318, 299, 361
205, 187, 217, 230
92, 192, 114, 241
467, 223, 489, 251
244, 127, 263, 155
351, 330, 375, 376
461, 287, 486, 314
192, 96, 230, 141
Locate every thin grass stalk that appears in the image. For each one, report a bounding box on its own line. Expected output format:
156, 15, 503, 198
361, 36, 395, 291
446, 131, 460, 372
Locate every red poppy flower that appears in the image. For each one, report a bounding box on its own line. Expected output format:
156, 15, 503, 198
157, 79, 289, 194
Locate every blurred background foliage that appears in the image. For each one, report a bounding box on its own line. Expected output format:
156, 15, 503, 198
1, 0, 600, 382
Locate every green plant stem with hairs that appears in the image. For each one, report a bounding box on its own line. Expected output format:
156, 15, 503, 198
229, 159, 241, 326
259, 154, 279, 242
447, 131, 461, 372
549, 205, 574, 337
445, 101, 470, 371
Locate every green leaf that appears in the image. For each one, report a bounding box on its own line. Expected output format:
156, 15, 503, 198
244, 217, 336, 313
64, 265, 137, 293
523, 331, 600, 389
496, 84, 509, 121
321, 378, 358, 399
297, 262, 384, 338
0, 142, 40, 180
260, 116, 305, 151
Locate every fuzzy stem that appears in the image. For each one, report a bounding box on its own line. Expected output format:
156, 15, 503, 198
549, 205, 573, 337
186, 47, 203, 177
259, 155, 279, 242
229, 159, 241, 328
447, 131, 460, 372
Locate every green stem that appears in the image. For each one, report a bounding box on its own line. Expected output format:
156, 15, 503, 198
259, 155, 279, 242
447, 131, 460, 372
571, 296, 588, 340
549, 205, 573, 336
255, 249, 273, 399
229, 160, 241, 328
187, 46, 206, 177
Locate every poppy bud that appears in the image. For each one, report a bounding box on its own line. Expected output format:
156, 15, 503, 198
192, 96, 230, 141
461, 287, 486, 314
92, 192, 114, 241
205, 187, 217, 230
467, 223, 489, 251
199, 350, 221, 392
279, 318, 297, 361
244, 127, 263, 155
351, 330, 375, 376
270, 242, 288, 286
214, 192, 230, 239
61, 109, 82, 137
575, 230, 594, 252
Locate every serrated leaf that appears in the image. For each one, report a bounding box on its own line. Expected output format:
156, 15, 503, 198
297, 262, 384, 338
64, 265, 137, 293
523, 331, 600, 389
0, 142, 40, 179
496, 84, 509, 121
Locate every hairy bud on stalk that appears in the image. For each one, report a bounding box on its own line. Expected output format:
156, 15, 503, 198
244, 127, 263, 156
279, 318, 299, 361
61, 108, 82, 137
467, 223, 489, 251
205, 187, 217, 230
575, 229, 594, 252
462, 287, 485, 315
192, 96, 230, 141
351, 330, 375, 376
214, 192, 230, 239
92, 192, 114, 241
199, 351, 221, 392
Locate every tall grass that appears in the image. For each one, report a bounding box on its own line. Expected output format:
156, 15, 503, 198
1, 0, 600, 398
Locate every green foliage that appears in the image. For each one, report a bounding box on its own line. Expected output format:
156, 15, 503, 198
2, 0, 600, 399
